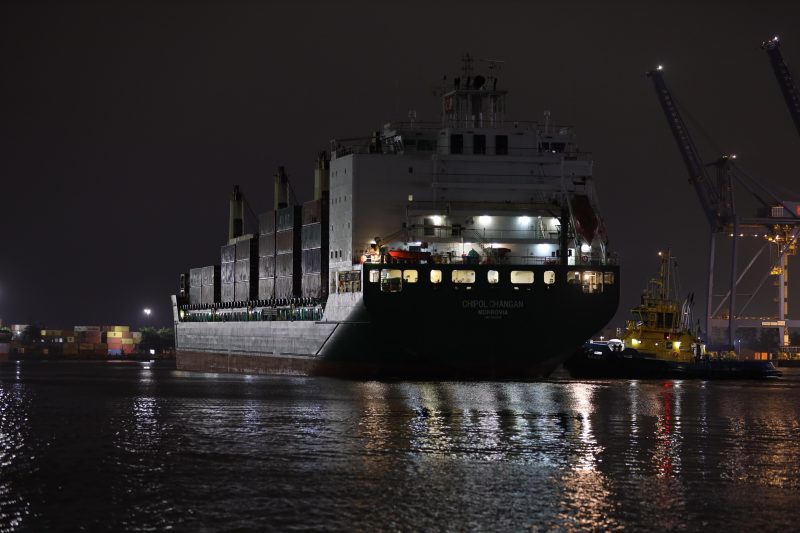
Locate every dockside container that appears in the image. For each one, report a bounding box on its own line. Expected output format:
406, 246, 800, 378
74, 326, 101, 332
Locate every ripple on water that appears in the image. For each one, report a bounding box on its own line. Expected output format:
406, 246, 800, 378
1, 363, 800, 530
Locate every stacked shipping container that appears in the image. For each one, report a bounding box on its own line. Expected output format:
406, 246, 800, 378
234, 236, 259, 301
189, 268, 203, 305
104, 325, 140, 356
201, 265, 221, 305
221, 243, 236, 303
258, 211, 276, 299
275, 206, 301, 299
301, 197, 329, 299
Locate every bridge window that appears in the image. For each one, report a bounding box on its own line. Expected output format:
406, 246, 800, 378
368, 270, 380, 283
380, 269, 403, 293
473, 134, 486, 154
430, 270, 443, 284
567, 271, 582, 285
450, 134, 464, 154
403, 270, 419, 283
487, 270, 499, 284
604, 272, 615, 284
544, 271, 556, 285
510, 270, 534, 284
495, 135, 508, 155
452, 270, 476, 284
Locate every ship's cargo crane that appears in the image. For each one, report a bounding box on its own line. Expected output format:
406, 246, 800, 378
647, 59, 800, 353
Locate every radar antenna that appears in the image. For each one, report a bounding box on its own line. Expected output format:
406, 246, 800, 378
461, 53, 474, 78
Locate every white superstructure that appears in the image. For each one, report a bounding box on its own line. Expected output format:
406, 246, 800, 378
327, 59, 609, 296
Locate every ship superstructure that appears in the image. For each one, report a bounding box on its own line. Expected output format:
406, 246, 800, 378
174, 58, 620, 378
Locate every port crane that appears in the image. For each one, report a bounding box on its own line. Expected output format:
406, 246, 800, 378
763, 36, 800, 139
647, 49, 800, 353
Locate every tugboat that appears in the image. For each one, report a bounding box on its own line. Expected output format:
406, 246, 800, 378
564, 250, 782, 379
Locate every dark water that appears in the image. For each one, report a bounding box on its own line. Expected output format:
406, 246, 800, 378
2, 362, 800, 531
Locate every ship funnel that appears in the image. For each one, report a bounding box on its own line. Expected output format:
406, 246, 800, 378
313, 151, 330, 201
274, 166, 290, 209
228, 185, 244, 240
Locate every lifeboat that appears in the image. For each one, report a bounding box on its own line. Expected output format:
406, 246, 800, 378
387, 250, 432, 261
570, 194, 600, 243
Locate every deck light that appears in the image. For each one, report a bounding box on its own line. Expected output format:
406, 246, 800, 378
479, 215, 490, 225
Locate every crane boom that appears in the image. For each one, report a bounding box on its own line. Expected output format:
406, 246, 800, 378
646, 68, 721, 229
763, 36, 800, 139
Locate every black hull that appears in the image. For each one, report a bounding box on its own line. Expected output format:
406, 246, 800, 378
177, 264, 620, 379
564, 343, 782, 380
321, 264, 620, 378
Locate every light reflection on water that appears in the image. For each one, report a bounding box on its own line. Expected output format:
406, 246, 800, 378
1, 362, 800, 530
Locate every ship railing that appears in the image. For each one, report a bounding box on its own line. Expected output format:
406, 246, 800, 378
368, 252, 616, 267
330, 129, 591, 159
407, 225, 560, 241
332, 143, 591, 160
389, 119, 575, 134
179, 299, 326, 323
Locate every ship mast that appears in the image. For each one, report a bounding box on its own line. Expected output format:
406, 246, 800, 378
441, 53, 507, 128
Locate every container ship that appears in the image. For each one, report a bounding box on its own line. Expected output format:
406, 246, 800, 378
173, 58, 620, 378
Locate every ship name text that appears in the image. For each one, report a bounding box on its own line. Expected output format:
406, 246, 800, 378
462, 300, 524, 309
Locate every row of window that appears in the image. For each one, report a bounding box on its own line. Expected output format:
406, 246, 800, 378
450, 134, 508, 155
369, 268, 614, 289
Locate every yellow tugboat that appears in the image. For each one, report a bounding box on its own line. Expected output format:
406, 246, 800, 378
621, 250, 704, 363
564, 250, 781, 379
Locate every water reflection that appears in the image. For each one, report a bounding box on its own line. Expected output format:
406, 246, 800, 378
0, 384, 31, 531
653, 382, 682, 478
2, 364, 800, 530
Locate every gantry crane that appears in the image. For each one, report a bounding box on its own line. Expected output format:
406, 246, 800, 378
647, 56, 800, 353
763, 36, 800, 139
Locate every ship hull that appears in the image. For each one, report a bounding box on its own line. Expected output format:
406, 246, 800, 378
176, 265, 620, 379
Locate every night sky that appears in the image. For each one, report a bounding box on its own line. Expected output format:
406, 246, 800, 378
2, 1, 799, 330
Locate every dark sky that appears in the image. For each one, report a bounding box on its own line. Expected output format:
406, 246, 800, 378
2, 0, 799, 329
